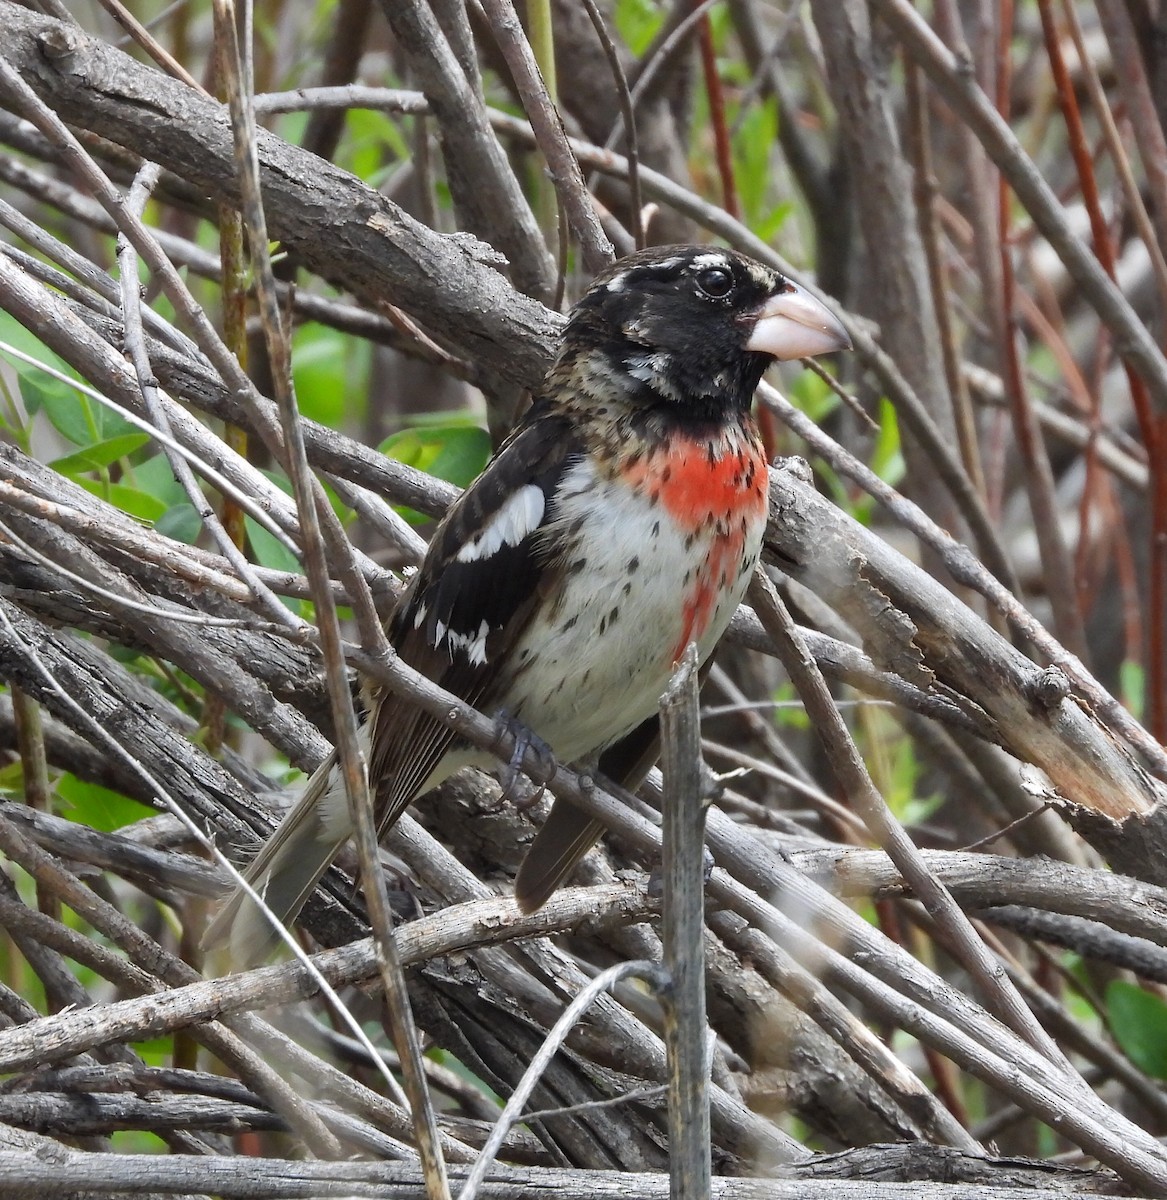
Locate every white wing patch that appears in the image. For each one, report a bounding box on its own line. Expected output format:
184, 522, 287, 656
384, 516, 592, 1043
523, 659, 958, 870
433, 617, 491, 666
456, 484, 545, 564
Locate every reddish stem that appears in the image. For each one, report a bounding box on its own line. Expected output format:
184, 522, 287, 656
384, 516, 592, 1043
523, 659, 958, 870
1038, 0, 1164, 736
996, 0, 1088, 659
697, 10, 739, 220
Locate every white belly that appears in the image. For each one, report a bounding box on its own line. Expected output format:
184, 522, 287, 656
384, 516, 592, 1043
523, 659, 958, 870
500, 458, 763, 762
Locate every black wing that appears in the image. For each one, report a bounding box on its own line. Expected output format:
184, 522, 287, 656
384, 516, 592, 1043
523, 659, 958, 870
367, 406, 580, 833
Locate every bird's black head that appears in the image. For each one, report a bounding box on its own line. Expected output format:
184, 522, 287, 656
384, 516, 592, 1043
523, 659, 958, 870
555, 245, 850, 423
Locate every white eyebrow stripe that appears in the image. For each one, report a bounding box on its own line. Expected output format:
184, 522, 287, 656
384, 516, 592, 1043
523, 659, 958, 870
690, 251, 732, 272
455, 484, 545, 563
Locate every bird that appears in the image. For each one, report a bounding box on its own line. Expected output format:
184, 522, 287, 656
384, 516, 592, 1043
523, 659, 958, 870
204, 244, 850, 964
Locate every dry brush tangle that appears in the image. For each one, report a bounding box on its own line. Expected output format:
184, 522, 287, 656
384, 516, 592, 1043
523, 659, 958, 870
0, 2, 1166, 1198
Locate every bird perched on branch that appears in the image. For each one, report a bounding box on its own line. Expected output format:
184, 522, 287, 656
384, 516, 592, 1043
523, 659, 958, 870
205, 244, 850, 963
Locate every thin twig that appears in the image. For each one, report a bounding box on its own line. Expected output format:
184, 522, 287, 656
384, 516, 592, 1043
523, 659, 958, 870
746, 568, 1077, 1070
455, 960, 664, 1200
580, 0, 643, 248
758, 383, 1167, 780
476, 0, 613, 272
659, 645, 711, 1199
212, 4, 447, 1191
872, 0, 1167, 413
91, 0, 205, 92
697, 11, 739, 219
0, 329, 303, 557
116, 162, 291, 627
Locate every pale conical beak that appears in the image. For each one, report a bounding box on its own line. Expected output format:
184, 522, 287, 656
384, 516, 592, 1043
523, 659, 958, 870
745, 280, 852, 360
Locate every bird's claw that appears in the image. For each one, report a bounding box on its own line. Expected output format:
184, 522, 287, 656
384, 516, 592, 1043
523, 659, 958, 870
493, 710, 557, 807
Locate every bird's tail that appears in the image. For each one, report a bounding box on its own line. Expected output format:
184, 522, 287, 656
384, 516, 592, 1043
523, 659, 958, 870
202, 750, 349, 968
514, 802, 604, 912
514, 713, 663, 912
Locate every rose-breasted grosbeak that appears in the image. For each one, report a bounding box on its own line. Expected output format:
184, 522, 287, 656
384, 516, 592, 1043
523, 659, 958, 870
206, 245, 849, 963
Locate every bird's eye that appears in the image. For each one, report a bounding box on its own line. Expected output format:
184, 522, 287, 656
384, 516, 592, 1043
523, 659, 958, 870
696, 267, 734, 298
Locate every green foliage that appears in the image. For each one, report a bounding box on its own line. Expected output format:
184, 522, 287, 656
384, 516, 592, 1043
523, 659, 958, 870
0, 755, 24, 798
245, 513, 303, 579
788, 364, 840, 427
154, 503, 204, 544
769, 681, 810, 731
72, 478, 169, 523
857, 701, 941, 826
733, 98, 790, 241
340, 108, 410, 186
0, 320, 209, 534
380, 416, 491, 521
128, 452, 203, 543
292, 321, 367, 428
49, 433, 151, 475
56, 772, 156, 833
1107, 980, 1167, 1079
111, 1130, 173, 1155
786, 387, 902, 529
243, 469, 307, 612
613, 0, 664, 56
21, 362, 136, 447
870, 399, 905, 489
1121, 660, 1145, 720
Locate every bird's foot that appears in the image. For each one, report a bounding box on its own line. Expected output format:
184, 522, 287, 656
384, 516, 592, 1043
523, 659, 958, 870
492, 709, 557, 807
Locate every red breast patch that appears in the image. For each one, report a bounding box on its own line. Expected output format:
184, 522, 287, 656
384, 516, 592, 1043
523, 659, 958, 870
620, 432, 768, 661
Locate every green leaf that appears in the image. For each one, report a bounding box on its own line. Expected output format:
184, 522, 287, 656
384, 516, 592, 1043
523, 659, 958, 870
1107, 980, 1167, 1078
614, 0, 664, 56
246, 513, 305, 615
871, 398, 905, 488
343, 107, 410, 182
245, 516, 301, 574
292, 324, 360, 428
74, 478, 169, 522
0, 310, 70, 375
734, 98, 779, 226
155, 503, 203, 544
126, 453, 192, 514
788, 366, 839, 426
1121, 660, 1145, 721
380, 422, 490, 489
49, 433, 150, 476
0, 757, 25, 798
19, 362, 138, 444
19, 365, 96, 445
769, 681, 810, 731
756, 201, 793, 244
56, 773, 156, 833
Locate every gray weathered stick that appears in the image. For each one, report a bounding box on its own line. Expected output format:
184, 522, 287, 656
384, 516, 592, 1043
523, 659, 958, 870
659, 644, 710, 1199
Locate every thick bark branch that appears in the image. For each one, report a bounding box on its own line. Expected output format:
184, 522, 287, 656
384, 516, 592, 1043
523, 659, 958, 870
0, 3, 560, 388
